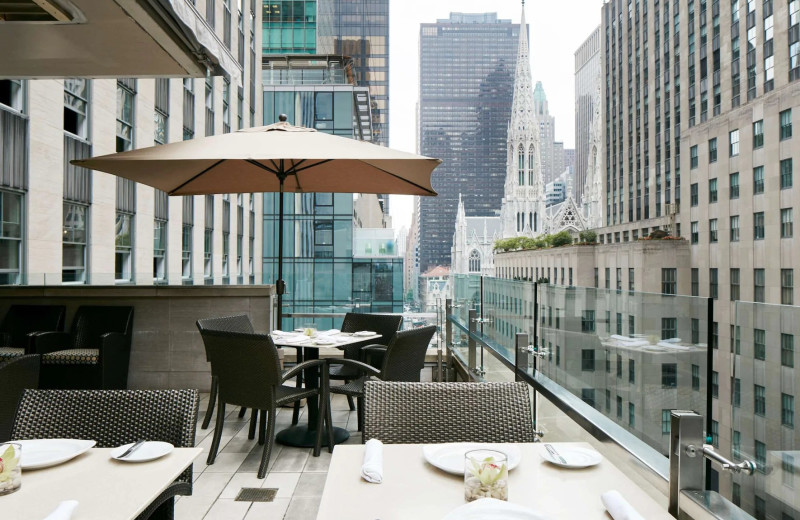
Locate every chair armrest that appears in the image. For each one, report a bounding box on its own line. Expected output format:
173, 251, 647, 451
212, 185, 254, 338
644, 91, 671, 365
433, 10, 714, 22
361, 345, 387, 366
327, 358, 381, 378
281, 358, 327, 383
29, 331, 71, 355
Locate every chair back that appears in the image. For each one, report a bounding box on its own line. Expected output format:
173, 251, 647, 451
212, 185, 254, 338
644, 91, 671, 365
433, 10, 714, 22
0, 355, 40, 442
0, 305, 66, 348
196, 328, 282, 410
379, 326, 436, 382
196, 315, 255, 362
70, 306, 134, 350
363, 381, 536, 444
340, 313, 403, 360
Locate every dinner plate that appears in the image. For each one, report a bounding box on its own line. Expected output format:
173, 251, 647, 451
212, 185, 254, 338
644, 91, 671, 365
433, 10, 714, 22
441, 498, 548, 520
313, 338, 335, 345
422, 443, 522, 475
539, 445, 602, 469
15, 439, 96, 469
110, 441, 174, 462
354, 330, 377, 337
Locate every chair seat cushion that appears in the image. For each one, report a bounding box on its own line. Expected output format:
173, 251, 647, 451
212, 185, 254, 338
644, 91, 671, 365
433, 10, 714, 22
0, 347, 25, 360
42, 349, 99, 365
329, 377, 367, 397
275, 384, 318, 406
328, 363, 361, 380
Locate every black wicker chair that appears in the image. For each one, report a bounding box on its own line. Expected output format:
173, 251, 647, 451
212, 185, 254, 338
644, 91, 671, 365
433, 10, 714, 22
0, 355, 40, 442
31, 305, 134, 390
196, 323, 330, 478
363, 381, 536, 444
327, 325, 436, 432
331, 313, 403, 411
0, 305, 65, 363
12, 389, 199, 520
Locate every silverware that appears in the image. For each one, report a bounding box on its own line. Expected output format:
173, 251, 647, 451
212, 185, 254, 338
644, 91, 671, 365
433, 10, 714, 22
545, 443, 567, 464
118, 439, 146, 459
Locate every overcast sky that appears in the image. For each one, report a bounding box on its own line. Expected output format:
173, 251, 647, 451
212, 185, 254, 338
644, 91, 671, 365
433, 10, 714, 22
387, 0, 603, 232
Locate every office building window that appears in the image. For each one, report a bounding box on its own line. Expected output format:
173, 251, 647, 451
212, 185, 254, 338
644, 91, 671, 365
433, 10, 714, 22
662, 318, 678, 341
594, 268, 598, 288
782, 269, 794, 305
154, 218, 167, 282
691, 183, 698, 206
690, 145, 699, 168
753, 119, 764, 148
730, 172, 739, 198
711, 420, 719, 447
730, 215, 740, 242
734, 378, 741, 407
0, 191, 23, 285
754, 211, 765, 239
204, 195, 213, 281
605, 267, 610, 289
222, 78, 230, 134
662, 363, 677, 388
753, 166, 764, 194
581, 310, 595, 333
731, 268, 740, 300
710, 268, 718, 298
692, 268, 700, 296
712, 371, 719, 398
709, 178, 718, 203
115, 178, 136, 283
780, 109, 793, 140
628, 315, 635, 336
628, 403, 635, 427
62, 203, 87, 283
183, 79, 195, 140
783, 334, 795, 368
755, 384, 766, 416
782, 453, 795, 487
204, 74, 214, 137
710, 219, 718, 243
628, 268, 634, 292
617, 354, 622, 378
754, 268, 766, 302
628, 359, 635, 384
755, 329, 766, 360
692, 365, 701, 390
692, 319, 700, 344
116, 79, 136, 152
616, 268, 622, 291
605, 389, 610, 411
154, 78, 169, 145
781, 159, 793, 189
783, 394, 795, 428
182, 197, 193, 282
732, 482, 741, 506
662, 268, 677, 295
581, 349, 595, 371
782, 208, 794, 238
729, 129, 739, 156
64, 78, 89, 138
691, 221, 699, 243
616, 396, 622, 419
556, 345, 561, 366
733, 431, 741, 459
581, 389, 596, 408
708, 138, 717, 162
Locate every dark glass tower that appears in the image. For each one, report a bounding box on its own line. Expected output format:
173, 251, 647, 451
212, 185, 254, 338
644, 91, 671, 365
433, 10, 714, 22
262, 1, 318, 54
418, 13, 519, 271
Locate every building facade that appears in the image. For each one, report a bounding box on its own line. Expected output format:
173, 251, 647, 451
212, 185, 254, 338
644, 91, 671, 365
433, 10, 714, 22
418, 12, 520, 272
0, 0, 262, 287
575, 25, 602, 203
451, 195, 502, 278
262, 0, 319, 54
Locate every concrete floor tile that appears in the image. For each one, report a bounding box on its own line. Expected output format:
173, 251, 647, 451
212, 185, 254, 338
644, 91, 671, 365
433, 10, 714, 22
202, 498, 252, 520
292, 473, 327, 498
205, 452, 248, 473
283, 496, 322, 520
244, 498, 291, 519
263, 471, 302, 498
270, 447, 310, 472
219, 472, 268, 499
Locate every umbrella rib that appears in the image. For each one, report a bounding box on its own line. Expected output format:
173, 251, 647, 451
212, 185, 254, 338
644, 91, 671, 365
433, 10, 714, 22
168, 159, 226, 195
363, 162, 438, 195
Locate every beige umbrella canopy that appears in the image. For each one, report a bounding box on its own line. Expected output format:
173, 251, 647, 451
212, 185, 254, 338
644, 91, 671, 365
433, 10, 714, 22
72, 117, 441, 328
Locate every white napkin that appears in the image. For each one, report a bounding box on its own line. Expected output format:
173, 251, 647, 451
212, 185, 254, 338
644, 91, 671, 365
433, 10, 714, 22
272, 330, 292, 336
361, 439, 383, 483
601, 490, 645, 520
319, 329, 341, 336
42, 501, 79, 520
441, 498, 548, 520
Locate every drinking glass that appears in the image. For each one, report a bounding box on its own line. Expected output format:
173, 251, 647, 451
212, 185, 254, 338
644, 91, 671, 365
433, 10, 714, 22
0, 442, 22, 495
302, 323, 318, 338
464, 449, 508, 501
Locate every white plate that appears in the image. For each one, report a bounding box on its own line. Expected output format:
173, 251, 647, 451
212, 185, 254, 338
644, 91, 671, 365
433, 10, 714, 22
354, 330, 377, 337
539, 445, 602, 468
15, 439, 96, 469
110, 441, 174, 462
423, 443, 522, 475
313, 338, 335, 345
441, 498, 548, 520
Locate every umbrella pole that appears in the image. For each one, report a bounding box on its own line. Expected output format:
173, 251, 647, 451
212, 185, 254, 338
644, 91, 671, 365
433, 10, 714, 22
276, 169, 286, 330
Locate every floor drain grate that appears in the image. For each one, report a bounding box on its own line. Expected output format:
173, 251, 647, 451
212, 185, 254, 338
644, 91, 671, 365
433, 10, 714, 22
235, 488, 278, 502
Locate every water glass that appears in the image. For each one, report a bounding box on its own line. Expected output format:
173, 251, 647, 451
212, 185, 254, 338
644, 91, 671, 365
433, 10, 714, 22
0, 442, 22, 495
464, 449, 508, 502
302, 323, 318, 338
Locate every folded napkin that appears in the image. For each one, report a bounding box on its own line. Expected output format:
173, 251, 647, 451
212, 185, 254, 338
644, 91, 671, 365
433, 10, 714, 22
42, 500, 79, 520
318, 329, 341, 336
361, 438, 383, 483
441, 498, 548, 520
272, 330, 292, 336
601, 490, 645, 520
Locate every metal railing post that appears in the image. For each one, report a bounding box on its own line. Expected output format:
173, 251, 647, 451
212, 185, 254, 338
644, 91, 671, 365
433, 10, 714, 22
669, 411, 704, 518
468, 309, 477, 375
443, 298, 452, 382
514, 332, 529, 382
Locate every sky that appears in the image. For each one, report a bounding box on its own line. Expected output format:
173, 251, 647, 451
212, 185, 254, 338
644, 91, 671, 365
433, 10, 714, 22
386, 0, 604, 232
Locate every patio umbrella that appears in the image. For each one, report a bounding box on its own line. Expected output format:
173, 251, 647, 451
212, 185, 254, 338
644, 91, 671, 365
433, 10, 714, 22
73, 115, 440, 328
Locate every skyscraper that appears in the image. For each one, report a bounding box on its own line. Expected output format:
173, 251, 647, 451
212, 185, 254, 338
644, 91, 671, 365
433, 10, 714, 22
418, 12, 520, 272
262, 1, 319, 54
533, 81, 557, 183
574, 25, 601, 203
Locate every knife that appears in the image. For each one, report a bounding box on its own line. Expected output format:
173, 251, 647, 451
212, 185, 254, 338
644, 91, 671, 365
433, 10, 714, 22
545, 443, 568, 464
118, 439, 146, 459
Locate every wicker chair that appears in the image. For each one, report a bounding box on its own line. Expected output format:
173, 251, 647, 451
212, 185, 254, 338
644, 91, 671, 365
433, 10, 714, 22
363, 381, 536, 444
0, 305, 65, 363
327, 325, 436, 432
12, 389, 198, 520
31, 305, 134, 390
196, 326, 330, 478
331, 313, 403, 411
0, 355, 40, 442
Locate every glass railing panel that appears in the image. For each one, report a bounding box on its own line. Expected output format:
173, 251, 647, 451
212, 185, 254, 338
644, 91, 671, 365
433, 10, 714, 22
450, 274, 480, 330
732, 302, 800, 519
480, 276, 535, 365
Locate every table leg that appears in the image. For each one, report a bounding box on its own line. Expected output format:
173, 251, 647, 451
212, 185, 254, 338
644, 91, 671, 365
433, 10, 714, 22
276, 346, 350, 448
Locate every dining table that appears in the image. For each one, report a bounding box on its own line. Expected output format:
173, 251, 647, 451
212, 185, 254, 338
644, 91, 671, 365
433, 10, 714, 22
271, 330, 381, 448
316, 442, 675, 519
3, 447, 202, 519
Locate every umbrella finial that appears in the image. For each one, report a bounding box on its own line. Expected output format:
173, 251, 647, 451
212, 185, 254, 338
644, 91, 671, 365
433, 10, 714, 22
279, 114, 288, 122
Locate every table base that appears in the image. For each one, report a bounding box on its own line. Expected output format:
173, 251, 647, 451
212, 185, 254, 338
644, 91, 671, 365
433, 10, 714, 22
276, 425, 350, 448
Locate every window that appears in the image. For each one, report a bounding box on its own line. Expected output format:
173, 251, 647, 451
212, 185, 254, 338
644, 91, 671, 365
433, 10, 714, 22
781, 109, 793, 140
154, 218, 167, 282
710, 268, 718, 298
662, 410, 671, 434
628, 403, 635, 427
731, 268, 740, 300
709, 219, 718, 243
782, 453, 795, 487
662, 268, 677, 295
594, 268, 599, 288
783, 394, 795, 428
581, 310, 595, 332
730, 215, 740, 241
154, 78, 168, 145
615, 268, 622, 291
204, 73, 214, 137
0, 79, 24, 111
692, 268, 700, 296
581, 389, 596, 408
733, 431, 741, 459
605, 389, 610, 411
753, 166, 764, 194
783, 334, 795, 368
116, 79, 136, 152
692, 319, 700, 344
732, 482, 741, 507
0, 191, 23, 285
708, 138, 717, 162
617, 354, 622, 378
468, 250, 481, 272
730, 172, 739, 199
183, 79, 195, 140
62, 203, 87, 283
581, 349, 595, 371
182, 197, 193, 282
616, 396, 623, 419
115, 178, 135, 283
690, 145, 699, 168
662, 363, 677, 388
709, 179, 718, 203
756, 442, 767, 473
556, 345, 561, 366
605, 267, 610, 289
691, 221, 699, 243
755, 329, 766, 360
628, 268, 634, 292
733, 378, 741, 407
691, 183, 699, 206
754, 211, 765, 239
729, 129, 739, 156
204, 195, 213, 282
711, 420, 719, 447
64, 78, 89, 138
781, 159, 793, 190
755, 384, 766, 416
753, 119, 764, 148
782, 208, 794, 238
222, 78, 230, 134
628, 359, 635, 383
754, 268, 765, 302
782, 269, 794, 305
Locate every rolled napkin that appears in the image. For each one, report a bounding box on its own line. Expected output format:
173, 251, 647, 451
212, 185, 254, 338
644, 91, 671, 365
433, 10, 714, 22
601, 490, 645, 520
441, 498, 548, 520
361, 438, 383, 483
42, 500, 79, 520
